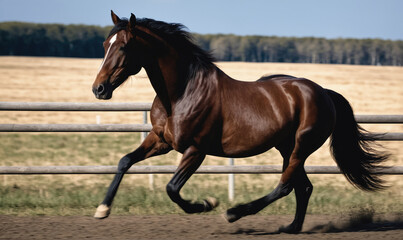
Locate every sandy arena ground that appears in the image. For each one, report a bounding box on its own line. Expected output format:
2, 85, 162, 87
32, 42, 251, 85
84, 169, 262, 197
1, 214, 402, 240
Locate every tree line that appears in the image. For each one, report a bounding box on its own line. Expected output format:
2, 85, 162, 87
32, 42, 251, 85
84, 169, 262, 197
195, 34, 403, 65
0, 22, 110, 57
1, 22, 402, 65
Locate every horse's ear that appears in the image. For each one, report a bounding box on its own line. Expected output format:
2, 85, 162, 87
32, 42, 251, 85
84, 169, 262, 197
128, 13, 137, 32
111, 10, 121, 25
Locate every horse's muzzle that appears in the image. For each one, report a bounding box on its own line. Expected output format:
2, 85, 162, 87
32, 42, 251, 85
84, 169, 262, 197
92, 83, 113, 100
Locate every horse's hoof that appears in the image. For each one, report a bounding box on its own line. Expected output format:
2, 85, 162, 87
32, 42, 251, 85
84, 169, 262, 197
94, 204, 111, 219
203, 197, 219, 212
223, 209, 241, 223
278, 224, 301, 234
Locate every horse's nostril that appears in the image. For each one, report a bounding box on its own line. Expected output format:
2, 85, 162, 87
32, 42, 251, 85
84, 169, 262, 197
97, 84, 105, 94
93, 83, 112, 99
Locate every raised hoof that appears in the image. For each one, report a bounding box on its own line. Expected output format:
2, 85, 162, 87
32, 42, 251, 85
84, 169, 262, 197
278, 224, 301, 234
223, 208, 242, 223
203, 197, 219, 212
94, 204, 111, 219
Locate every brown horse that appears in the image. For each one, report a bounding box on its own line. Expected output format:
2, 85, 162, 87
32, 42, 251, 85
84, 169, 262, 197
92, 11, 388, 233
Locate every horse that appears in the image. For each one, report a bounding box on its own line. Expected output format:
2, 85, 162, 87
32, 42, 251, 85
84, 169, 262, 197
91, 11, 389, 233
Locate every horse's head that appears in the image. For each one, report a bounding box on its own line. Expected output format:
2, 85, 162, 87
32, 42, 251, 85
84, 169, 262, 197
92, 11, 143, 99
93, 11, 215, 101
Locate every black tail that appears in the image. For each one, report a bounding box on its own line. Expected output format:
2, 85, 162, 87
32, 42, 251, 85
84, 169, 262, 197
326, 89, 389, 191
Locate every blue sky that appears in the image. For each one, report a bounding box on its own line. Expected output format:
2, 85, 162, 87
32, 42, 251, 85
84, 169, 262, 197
0, 0, 402, 40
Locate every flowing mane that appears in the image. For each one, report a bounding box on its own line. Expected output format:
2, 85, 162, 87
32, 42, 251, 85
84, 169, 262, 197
108, 17, 216, 80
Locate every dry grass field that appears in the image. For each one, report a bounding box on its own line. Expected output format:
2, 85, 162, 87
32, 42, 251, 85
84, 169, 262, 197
0, 56, 402, 216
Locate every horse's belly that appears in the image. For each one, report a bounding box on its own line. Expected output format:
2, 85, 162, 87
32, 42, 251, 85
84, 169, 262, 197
214, 127, 288, 158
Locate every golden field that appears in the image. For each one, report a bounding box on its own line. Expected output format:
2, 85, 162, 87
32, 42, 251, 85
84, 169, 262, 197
0, 56, 402, 215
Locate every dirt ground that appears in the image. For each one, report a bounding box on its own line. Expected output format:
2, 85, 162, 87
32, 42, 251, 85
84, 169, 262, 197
0, 214, 402, 240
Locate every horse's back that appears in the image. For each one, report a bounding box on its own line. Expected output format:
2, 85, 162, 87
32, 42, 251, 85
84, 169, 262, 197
257, 74, 297, 82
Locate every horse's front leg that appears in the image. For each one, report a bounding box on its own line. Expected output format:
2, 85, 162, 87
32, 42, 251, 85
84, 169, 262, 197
94, 131, 172, 219
166, 146, 219, 213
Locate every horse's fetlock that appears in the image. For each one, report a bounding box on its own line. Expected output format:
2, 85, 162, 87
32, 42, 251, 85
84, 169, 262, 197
203, 197, 219, 212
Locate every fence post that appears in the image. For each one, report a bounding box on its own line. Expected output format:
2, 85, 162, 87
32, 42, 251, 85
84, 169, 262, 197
228, 158, 235, 201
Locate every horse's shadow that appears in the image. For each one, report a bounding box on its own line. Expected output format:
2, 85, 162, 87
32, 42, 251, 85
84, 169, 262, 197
229, 219, 403, 236
229, 228, 281, 236
306, 219, 403, 233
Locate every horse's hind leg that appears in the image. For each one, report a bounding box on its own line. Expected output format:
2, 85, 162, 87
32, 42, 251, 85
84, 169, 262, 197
224, 151, 309, 227
279, 169, 312, 233
224, 137, 296, 223
274, 140, 313, 233
274, 140, 312, 233
224, 179, 294, 223
225, 126, 323, 233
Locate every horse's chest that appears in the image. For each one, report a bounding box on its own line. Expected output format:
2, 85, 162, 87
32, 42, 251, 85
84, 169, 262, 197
162, 110, 217, 153
162, 116, 195, 152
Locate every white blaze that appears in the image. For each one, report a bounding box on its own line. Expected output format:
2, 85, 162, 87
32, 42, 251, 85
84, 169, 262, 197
98, 33, 118, 73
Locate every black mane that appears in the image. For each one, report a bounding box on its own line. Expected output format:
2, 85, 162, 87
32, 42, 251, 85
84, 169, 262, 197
108, 19, 129, 37
108, 17, 216, 75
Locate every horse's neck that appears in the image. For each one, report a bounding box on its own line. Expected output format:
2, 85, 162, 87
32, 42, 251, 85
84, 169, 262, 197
144, 57, 219, 114
143, 61, 173, 114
